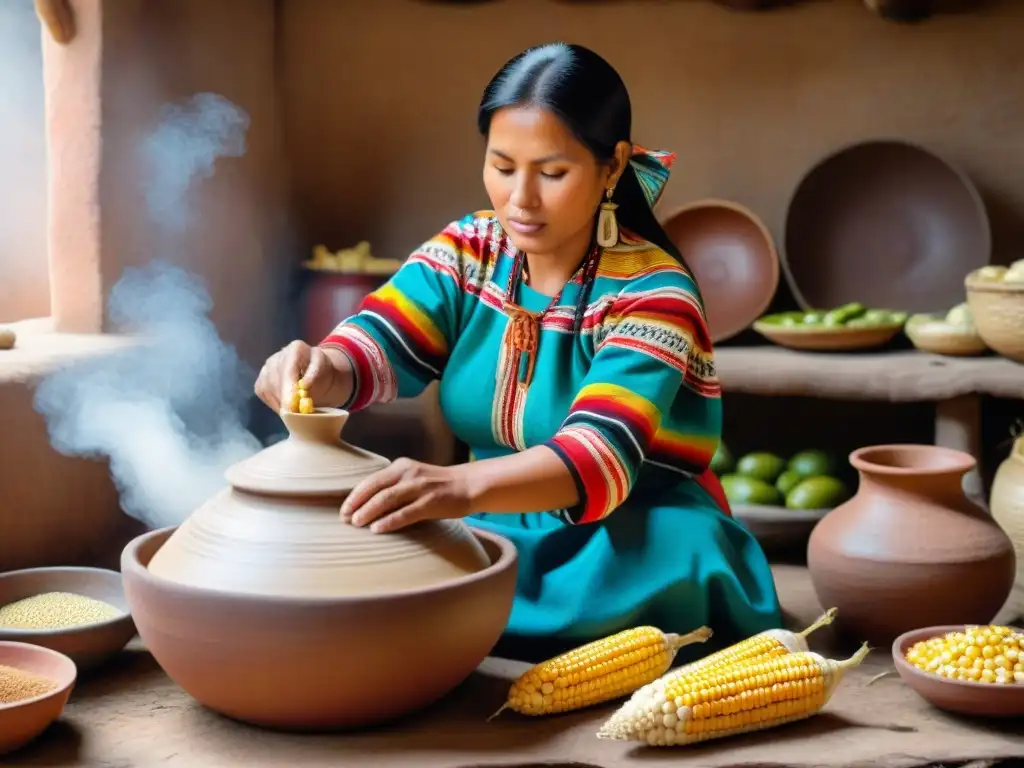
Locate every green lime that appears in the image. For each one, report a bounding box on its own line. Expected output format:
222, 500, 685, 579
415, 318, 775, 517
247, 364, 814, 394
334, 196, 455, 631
710, 441, 734, 475
785, 475, 850, 510
787, 449, 836, 479
721, 474, 784, 506
735, 452, 787, 484
775, 469, 802, 496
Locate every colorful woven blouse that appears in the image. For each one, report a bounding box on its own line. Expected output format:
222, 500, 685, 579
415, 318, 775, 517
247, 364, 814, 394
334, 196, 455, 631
322, 210, 728, 522
321, 210, 782, 660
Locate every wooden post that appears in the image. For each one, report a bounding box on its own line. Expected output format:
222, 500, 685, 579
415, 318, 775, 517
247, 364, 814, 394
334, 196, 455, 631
934, 394, 985, 507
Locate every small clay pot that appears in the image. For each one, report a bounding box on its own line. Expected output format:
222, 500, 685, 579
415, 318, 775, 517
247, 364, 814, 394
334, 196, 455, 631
807, 444, 1016, 646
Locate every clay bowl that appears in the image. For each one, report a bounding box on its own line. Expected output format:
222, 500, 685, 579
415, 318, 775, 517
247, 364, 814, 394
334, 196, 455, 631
122, 525, 518, 731
965, 277, 1024, 363
893, 625, 1024, 717
660, 199, 779, 343
0, 567, 136, 672
783, 140, 990, 314
751, 319, 903, 351
0, 641, 77, 756
732, 504, 831, 550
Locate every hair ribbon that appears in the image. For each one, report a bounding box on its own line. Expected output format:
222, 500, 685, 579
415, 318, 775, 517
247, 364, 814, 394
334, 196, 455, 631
629, 144, 676, 209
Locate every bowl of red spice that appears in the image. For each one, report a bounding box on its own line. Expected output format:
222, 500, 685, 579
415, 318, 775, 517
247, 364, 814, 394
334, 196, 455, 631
0, 567, 136, 671
0, 641, 76, 756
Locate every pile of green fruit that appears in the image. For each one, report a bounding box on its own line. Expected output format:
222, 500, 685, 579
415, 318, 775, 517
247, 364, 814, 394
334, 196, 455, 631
710, 444, 851, 510
758, 302, 908, 329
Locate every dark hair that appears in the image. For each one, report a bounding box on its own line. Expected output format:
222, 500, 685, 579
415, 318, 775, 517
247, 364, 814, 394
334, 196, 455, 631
477, 42, 690, 275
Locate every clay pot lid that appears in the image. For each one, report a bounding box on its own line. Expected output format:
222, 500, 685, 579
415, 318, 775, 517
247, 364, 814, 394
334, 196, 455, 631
660, 199, 780, 343
224, 408, 389, 496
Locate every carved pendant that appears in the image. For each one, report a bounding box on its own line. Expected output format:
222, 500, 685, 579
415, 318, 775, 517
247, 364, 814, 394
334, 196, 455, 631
597, 202, 619, 248
506, 310, 540, 388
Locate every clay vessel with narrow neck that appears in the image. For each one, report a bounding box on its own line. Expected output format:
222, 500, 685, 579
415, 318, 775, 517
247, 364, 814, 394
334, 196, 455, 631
807, 444, 1016, 646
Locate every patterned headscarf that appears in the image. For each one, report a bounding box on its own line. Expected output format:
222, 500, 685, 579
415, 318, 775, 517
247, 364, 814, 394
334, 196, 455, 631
629, 144, 677, 209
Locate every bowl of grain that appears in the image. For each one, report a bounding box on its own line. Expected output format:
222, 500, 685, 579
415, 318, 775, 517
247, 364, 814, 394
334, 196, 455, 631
0, 641, 76, 756
0, 567, 136, 672
892, 623, 1024, 717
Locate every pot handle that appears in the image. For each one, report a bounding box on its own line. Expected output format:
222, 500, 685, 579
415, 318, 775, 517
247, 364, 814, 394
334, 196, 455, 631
279, 407, 350, 445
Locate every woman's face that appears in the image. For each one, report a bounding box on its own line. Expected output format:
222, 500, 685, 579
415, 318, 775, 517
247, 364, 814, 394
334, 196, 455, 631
483, 105, 627, 258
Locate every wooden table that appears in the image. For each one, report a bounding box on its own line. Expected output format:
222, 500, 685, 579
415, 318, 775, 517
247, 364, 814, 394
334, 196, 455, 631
8, 565, 1023, 768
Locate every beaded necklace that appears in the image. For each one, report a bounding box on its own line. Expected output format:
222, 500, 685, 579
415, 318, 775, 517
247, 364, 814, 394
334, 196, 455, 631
501, 244, 600, 389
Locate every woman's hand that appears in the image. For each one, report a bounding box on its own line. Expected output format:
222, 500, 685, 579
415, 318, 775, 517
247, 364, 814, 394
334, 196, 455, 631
254, 340, 347, 412
341, 458, 473, 534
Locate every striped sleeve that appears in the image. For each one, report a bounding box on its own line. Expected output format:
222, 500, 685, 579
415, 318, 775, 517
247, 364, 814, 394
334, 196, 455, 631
319, 217, 479, 411
544, 269, 722, 524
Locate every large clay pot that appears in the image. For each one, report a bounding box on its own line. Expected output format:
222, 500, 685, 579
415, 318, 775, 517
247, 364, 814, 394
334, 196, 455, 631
990, 436, 1024, 619
807, 444, 1016, 646
122, 407, 518, 730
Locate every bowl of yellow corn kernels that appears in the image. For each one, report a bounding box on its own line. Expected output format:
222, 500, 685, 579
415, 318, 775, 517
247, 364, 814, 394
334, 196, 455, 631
0, 567, 136, 672
893, 624, 1024, 717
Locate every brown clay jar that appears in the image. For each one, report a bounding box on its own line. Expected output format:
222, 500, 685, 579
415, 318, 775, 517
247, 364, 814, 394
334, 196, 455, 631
807, 444, 1016, 646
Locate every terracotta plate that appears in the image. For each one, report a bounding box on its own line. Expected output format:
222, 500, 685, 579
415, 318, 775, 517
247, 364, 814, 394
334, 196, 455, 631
893, 625, 1024, 717
661, 200, 779, 343
783, 140, 990, 314
752, 320, 903, 351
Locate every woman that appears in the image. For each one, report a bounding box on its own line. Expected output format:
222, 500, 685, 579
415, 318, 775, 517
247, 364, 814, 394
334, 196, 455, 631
256, 42, 783, 662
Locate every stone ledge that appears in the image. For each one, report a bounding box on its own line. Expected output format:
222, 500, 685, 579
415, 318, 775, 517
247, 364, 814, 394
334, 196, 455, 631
0, 317, 135, 384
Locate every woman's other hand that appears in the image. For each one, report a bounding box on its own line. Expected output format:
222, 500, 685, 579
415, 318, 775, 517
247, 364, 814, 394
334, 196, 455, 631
254, 340, 345, 412
341, 459, 473, 534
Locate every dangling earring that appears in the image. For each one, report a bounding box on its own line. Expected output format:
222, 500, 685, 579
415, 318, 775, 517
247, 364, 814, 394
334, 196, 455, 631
596, 187, 619, 248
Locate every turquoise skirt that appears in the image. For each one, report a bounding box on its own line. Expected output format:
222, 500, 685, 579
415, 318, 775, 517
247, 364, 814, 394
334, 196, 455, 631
467, 481, 783, 664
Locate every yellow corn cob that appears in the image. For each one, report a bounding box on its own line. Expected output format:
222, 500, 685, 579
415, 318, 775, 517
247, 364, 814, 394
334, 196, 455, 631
288, 379, 316, 414
488, 625, 713, 719
598, 608, 837, 735
669, 608, 838, 678
597, 642, 870, 746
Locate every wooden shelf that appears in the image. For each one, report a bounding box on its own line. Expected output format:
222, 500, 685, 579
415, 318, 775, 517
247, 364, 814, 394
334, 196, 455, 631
715, 347, 1024, 402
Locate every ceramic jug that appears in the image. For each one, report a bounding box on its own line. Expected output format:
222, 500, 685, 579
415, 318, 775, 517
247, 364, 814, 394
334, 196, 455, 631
807, 444, 1016, 645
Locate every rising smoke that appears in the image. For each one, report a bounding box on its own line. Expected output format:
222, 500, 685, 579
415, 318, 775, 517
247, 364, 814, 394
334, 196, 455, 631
33, 93, 263, 530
